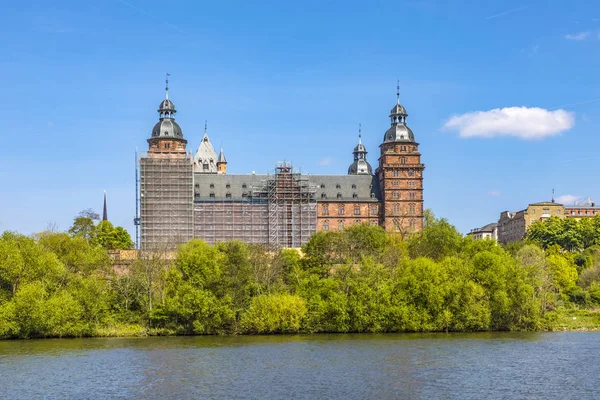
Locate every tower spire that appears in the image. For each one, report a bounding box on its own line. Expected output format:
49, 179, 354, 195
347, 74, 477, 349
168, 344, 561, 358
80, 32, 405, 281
103, 190, 108, 221
165, 73, 171, 99
204, 120, 208, 134
396, 79, 400, 104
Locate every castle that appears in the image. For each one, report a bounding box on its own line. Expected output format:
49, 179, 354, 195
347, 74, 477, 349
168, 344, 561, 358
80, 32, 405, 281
138, 80, 424, 249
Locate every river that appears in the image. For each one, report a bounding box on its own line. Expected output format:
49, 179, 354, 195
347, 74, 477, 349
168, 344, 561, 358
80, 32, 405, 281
0, 333, 598, 399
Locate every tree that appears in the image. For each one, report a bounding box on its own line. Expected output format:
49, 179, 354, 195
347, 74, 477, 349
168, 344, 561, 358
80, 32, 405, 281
68, 209, 99, 241
95, 221, 134, 250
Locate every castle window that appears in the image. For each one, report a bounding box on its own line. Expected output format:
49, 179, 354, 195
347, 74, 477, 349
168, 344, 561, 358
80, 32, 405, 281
338, 205, 345, 215
323, 220, 329, 231
242, 184, 247, 189
210, 183, 214, 189
410, 192, 415, 199
337, 193, 342, 199
194, 183, 199, 188
409, 182, 415, 188
203, 163, 209, 171
394, 204, 399, 213
401, 158, 407, 164
370, 220, 378, 226
210, 192, 215, 198
322, 204, 329, 215
371, 205, 377, 214
194, 192, 200, 198
353, 193, 358, 199
226, 192, 232, 198
354, 205, 361, 215
242, 192, 248, 198
336, 184, 341, 189
409, 203, 415, 214
352, 184, 357, 189
393, 192, 399, 199
338, 220, 345, 231
355, 219, 361, 225
409, 170, 415, 177
321, 193, 327, 199
371, 193, 376, 199
401, 145, 406, 151
320, 184, 325, 189
393, 170, 399, 177
226, 184, 231, 189
410, 219, 416, 230
393, 182, 399, 187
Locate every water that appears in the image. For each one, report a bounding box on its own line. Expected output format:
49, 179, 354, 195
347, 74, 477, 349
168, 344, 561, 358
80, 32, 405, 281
0, 333, 598, 399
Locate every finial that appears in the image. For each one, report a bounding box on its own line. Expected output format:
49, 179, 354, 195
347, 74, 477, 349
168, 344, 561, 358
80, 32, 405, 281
165, 73, 171, 99
103, 190, 108, 221
552, 188, 555, 203
204, 120, 208, 134
358, 123, 362, 143
396, 79, 400, 104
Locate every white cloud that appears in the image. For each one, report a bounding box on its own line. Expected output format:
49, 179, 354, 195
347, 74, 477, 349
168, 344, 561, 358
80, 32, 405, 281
442, 106, 575, 140
556, 194, 581, 205
317, 157, 334, 167
488, 190, 501, 197
565, 31, 590, 40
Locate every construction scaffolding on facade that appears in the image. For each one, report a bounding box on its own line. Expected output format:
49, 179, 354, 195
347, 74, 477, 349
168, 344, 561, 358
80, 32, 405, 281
139, 154, 194, 250
263, 162, 317, 249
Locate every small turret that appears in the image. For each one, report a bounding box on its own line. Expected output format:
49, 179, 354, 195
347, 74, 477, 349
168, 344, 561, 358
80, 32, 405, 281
348, 124, 372, 175
217, 148, 227, 174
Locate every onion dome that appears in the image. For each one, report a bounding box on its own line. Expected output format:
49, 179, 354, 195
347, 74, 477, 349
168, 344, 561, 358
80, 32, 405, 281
150, 74, 185, 140
382, 82, 416, 143
348, 124, 373, 175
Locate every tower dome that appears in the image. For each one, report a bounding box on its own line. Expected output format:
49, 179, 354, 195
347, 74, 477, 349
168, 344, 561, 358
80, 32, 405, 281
150, 74, 185, 140
383, 82, 415, 143
348, 124, 373, 175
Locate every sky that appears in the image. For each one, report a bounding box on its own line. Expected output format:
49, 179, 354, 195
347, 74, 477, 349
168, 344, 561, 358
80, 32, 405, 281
1, 0, 599, 236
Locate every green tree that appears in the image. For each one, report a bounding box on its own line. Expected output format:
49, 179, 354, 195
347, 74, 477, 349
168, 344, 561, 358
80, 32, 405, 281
95, 221, 134, 250
241, 294, 306, 334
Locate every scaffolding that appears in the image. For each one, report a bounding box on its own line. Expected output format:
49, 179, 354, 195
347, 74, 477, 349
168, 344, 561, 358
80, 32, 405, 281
194, 197, 269, 245
139, 154, 194, 250
261, 162, 317, 249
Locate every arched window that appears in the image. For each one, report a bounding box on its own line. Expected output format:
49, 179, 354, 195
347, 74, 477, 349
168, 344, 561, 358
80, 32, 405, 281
393, 192, 399, 199
410, 192, 415, 199
394, 204, 399, 213
338, 205, 345, 215
370, 205, 377, 215
409, 203, 415, 214
354, 205, 361, 215
323, 220, 329, 231
338, 220, 345, 231
322, 204, 329, 215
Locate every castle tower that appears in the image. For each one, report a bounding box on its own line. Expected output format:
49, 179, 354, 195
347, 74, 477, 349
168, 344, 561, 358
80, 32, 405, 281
217, 148, 227, 174
376, 84, 425, 233
139, 75, 194, 249
347, 124, 373, 175
194, 121, 218, 173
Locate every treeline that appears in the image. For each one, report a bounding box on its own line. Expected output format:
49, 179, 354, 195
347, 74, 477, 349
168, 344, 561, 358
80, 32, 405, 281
1, 214, 600, 338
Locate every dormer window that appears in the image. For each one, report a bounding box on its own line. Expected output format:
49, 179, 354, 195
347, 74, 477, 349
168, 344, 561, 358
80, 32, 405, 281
226, 192, 232, 198
320, 184, 325, 189
210, 183, 215, 189
337, 193, 342, 199
353, 193, 358, 199
242, 184, 247, 189
226, 184, 231, 189
321, 193, 327, 199
336, 184, 341, 189
351, 184, 357, 189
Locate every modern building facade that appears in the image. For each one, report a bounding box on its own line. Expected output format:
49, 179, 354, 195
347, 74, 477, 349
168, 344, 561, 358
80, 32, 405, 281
139, 81, 425, 249
497, 200, 600, 245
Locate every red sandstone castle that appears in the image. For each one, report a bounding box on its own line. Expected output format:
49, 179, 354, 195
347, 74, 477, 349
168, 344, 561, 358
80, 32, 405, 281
139, 81, 424, 249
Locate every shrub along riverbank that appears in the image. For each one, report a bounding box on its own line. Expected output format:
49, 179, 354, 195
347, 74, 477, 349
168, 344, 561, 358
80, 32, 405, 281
2, 214, 600, 339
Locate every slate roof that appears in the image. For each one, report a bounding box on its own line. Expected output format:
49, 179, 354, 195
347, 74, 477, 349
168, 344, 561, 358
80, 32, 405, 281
193, 173, 381, 202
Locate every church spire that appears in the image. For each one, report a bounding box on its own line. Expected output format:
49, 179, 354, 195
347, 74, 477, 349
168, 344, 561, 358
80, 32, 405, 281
103, 190, 108, 221
396, 79, 400, 104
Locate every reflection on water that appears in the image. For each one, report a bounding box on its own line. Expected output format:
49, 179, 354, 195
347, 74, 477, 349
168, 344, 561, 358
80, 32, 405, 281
0, 333, 598, 399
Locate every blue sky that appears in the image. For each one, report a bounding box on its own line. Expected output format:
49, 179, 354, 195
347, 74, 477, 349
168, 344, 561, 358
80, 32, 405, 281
1, 0, 599, 236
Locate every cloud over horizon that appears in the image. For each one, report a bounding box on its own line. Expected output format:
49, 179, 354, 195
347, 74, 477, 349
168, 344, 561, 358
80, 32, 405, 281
565, 31, 590, 40
556, 194, 581, 205
317, 157, 334, 167
442, 106, 575, 140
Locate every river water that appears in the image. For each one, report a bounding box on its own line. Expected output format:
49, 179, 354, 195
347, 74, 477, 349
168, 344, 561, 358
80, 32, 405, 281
0, 333, 598, 399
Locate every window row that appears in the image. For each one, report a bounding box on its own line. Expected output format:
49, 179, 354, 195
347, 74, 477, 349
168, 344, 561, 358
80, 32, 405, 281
322, 205, 378, 215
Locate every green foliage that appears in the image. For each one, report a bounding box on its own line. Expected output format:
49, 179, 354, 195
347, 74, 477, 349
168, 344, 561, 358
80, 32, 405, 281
3, 211, 600, 339
241, 294, 306, 334
526, 215, 600, 252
